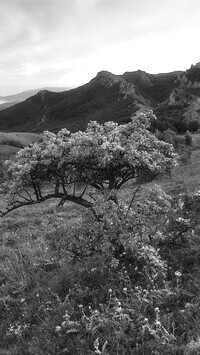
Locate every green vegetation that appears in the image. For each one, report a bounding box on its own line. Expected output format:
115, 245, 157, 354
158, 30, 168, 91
155, 129, 193, 165
1, 112, 200, 354
0, 132, 40, 156
0, 111, 176, 216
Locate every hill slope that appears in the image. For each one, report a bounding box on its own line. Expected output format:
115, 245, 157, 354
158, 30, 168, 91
0, 87, 70, 111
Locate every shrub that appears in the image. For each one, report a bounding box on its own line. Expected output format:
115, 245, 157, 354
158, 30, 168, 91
0, 111, 177, 217
188, 120, 200, 133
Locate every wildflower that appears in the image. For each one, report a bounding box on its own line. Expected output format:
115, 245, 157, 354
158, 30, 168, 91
55, 326, 61, 332
63, 311, 70, 320
185, 302, 194, 310
20, 298, 25, 303
78, 304, 83, 309
175, 271, 182, 278
94, 338, 100, 352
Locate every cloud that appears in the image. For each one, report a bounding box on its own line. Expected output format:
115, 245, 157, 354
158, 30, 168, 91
0, 0, 200, 94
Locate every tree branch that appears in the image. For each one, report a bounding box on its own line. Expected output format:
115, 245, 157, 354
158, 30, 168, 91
0, 192, 93, 217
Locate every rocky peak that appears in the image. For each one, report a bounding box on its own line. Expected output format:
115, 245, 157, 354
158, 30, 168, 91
37, 90, 50, 98
179, 62, 200, 87
94, 71, 126, 87
123, 70, 153, 88
93, 70, 140, 98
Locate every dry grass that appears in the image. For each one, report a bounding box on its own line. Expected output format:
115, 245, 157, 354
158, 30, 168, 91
0, 134, 200, 354
0, 132, 40, 155
0, 145, 19, 155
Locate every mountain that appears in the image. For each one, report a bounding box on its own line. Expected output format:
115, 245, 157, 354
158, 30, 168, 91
1, 63, 200, 133
0, 71, 150, 133
0, 101, 19, 111
123, 70, 183, 104
0, 87, 70, 111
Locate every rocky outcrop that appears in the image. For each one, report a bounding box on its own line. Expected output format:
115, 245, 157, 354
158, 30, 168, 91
179, 63, 200, 88
93, 71, 138, 99
93, 70, 150, 111
183, 98, 200, 124
169, 88, 184, 105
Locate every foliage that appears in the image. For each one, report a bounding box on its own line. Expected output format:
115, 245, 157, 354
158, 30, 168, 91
188, 120, 200, 133
185, 131, 193, 147
1, 183, 200, 354
156, 129, 193, 165
0, 111, 177, 216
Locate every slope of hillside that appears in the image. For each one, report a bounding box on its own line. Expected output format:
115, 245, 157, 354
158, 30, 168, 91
0, 132, 39, 147
0, 101, 19, 111
0, 87, 70, 112
0, 87, 70, 102
0, 132, 40, 156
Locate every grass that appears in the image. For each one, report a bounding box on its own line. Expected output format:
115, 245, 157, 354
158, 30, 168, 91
0, 145, 19, 155
0, 135, 200, 354
0, 132, 40, 155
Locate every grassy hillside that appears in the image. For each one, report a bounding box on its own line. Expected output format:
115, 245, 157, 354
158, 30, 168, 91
0, 132, 40, 147
0, 129, 200, 354
0, 132, 40, 157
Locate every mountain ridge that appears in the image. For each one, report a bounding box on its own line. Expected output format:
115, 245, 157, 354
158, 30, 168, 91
0, 87, 71, 112
0, 63, 200, 133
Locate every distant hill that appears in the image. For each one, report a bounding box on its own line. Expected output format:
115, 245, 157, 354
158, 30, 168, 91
0, 87, 70, 111
0, 101, 19, 111
1, 63, 200, 133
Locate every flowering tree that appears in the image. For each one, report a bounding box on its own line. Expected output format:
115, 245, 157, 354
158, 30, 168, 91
0, 111, 177, 216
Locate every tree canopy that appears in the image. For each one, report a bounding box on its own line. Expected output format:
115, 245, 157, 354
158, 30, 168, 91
0, 111, 177, 216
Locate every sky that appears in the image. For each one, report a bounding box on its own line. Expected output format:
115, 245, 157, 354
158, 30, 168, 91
0, 0, 200, 95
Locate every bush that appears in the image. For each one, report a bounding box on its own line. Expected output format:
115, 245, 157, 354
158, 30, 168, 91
1, 111, 177, 217
2, 185, 200, 354
188, 121, 200, 132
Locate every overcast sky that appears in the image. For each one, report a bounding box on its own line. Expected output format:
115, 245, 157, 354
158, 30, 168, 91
0, 0, 200, 95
